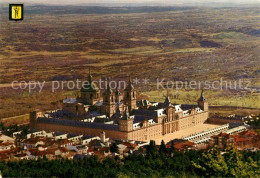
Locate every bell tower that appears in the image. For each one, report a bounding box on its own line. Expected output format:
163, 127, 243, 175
102, 83, 116, 117
124, 76, 137, 111
115, 84, 123, 103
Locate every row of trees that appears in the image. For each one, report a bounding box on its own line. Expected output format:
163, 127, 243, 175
0, 140, 259, 177
0, 123, 29, 137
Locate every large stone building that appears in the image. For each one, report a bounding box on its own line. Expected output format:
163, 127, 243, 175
30, 71, 209, 141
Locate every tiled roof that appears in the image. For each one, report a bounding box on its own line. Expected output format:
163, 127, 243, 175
23, 137, 46, 144
0, 142, 14, 147
174, 141, 195, 150
131, 109, 157, 118
67, 133, 80, 138
37, 117, 119, 131
82, 135, 95, 140
233, 136, 249, 143
133, 115, 147, 123
180, 104, 197, 110
239, 130, 258, 137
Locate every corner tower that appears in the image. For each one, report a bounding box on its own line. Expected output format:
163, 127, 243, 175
118, 106, 133, 132
198, 90, 208, 112
115, 84, 123, 103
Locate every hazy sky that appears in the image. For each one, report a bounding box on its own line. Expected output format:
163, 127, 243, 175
0, 0, 260, 6
2, 0, 260, 5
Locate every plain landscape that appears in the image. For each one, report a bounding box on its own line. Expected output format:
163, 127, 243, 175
0, 5, 259, 120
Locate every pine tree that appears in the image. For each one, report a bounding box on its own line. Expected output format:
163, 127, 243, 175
146, 140, 157, 155
110, 142, 119, 153
192, 146, 259, 177
159, 140, 167, 154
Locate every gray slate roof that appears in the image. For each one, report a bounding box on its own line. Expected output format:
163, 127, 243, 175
37, 117, 119, 131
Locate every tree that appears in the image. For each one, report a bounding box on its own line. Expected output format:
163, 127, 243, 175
159, 140, 167, 154
110, 143, 119, 153
146, 140, 157, 156
169, 141, 176, 156
192, 146, 259, 177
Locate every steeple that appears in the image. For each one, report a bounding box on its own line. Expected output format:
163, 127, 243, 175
199, 89, 206, 101
125, 76, 134, 91
164, 90, 171, 106
87, 66, 92, 82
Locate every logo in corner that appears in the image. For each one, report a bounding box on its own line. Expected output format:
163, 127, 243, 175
9, 4, 23, 21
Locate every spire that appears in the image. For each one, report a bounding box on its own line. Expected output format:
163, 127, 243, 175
125, 75, 134, 91
87, 66, 92, 82
129, 76, 132, 83
164, 89, 171, 106
199, 89, 206, 101
164, 96, 171, 106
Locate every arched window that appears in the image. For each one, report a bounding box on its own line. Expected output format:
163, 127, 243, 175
111, 96, 114, 102
90, 93, 93, 99
127, 92, 129, 98
133, 92, 135, 98
105, 97, 108, 102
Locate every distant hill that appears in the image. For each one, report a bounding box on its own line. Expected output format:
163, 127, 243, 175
0, 5, 196, 15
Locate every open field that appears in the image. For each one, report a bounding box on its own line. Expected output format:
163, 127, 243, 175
0, 6, 259, 118
0, 114, 29, 126
144, 89, 260, 109
143, 89, 260, 115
